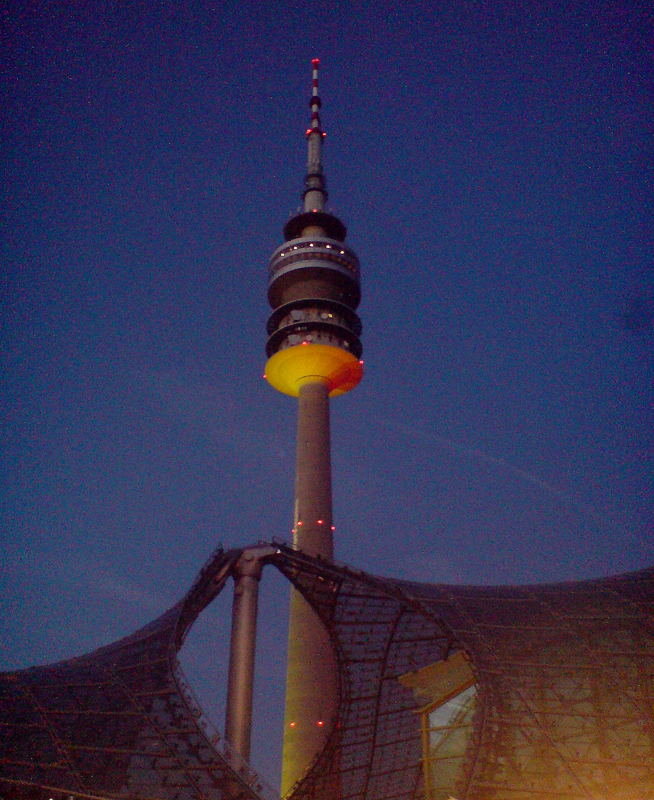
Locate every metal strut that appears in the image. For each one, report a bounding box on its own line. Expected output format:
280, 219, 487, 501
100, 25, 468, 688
224, 547, 274, 762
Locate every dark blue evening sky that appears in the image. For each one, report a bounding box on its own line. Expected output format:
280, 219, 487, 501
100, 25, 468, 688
2, 0, 652, 785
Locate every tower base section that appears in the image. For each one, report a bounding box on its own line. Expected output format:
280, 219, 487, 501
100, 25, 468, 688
281, 588, 338, 797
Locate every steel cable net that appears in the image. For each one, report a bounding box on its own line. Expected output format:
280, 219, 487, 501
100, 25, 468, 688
271, 547, 654, 800
0, 548, 275, 800
1, 544, 653, 800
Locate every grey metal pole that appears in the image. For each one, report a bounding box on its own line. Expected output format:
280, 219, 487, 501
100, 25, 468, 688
224, 551, 264, 762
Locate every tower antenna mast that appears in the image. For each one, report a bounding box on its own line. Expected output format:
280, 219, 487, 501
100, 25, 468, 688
304, 57, 327, 213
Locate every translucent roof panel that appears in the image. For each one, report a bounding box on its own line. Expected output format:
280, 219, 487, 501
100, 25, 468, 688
427, 684, 476, 800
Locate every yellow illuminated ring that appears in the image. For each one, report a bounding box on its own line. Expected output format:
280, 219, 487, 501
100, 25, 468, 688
265, 344, 363, 397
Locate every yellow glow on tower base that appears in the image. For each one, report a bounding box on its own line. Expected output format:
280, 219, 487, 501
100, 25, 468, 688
265, 343, 363, 397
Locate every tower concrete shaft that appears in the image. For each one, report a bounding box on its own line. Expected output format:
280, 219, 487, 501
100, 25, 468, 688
293, 380, 333, 557
281, 379, 338, 795
282, 578, 338, 797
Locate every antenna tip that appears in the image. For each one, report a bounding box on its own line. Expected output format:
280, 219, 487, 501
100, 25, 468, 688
312, 58, 320, 68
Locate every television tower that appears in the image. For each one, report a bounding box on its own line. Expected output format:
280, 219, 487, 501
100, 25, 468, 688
264, 59, 363, 794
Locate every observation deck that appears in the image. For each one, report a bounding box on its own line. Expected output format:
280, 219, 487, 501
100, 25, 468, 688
267, 235, 361, 309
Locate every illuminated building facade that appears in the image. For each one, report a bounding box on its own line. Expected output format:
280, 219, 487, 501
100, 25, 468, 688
1, 62, 653, 800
